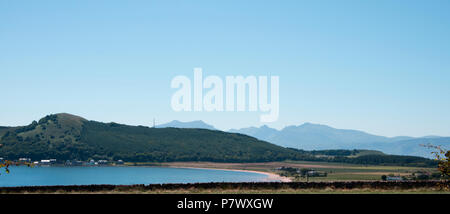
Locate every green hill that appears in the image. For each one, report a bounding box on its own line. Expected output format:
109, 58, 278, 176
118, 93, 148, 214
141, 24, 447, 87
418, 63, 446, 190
0, 113, 308, 162
0, 113, 438, 167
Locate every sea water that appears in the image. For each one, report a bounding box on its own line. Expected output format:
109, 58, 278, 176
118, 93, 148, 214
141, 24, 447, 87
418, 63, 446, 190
0, 166, 268, 187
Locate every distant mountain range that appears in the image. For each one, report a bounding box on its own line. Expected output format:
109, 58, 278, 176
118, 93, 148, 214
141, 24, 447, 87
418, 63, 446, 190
153, 120, 449, 158
229, 123, 450, 158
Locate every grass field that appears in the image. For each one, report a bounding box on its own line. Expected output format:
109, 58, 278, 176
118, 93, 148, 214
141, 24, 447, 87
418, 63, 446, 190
1, 182, 448, 194
158, 161, 439, 182
119, 188, 449, 194
42, 188, 449, 194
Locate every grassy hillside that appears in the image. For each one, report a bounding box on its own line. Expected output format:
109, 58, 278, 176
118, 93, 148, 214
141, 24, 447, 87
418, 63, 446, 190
0, 113, 307, 162
79, 121, 306, 162
0, 114, 438, 167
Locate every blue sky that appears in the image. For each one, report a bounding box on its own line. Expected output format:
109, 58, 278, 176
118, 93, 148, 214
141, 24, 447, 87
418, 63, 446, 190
1, 0, 449, 137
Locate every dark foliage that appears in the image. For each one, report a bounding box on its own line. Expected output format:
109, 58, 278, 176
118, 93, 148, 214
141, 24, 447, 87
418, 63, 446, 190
0, 181, 447, 193
0, 114, 439, 167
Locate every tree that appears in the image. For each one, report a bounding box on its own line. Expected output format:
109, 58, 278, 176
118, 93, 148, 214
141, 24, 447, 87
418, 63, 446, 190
0, 144, 32, 175
381, 175, 387, 181
423, 144, 449, 190
0, 143, 11, 175
424, 144, 449, 179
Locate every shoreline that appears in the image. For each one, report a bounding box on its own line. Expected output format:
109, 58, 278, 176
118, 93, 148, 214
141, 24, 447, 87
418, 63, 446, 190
6, 164, 292, 183
169, 166, 292, 182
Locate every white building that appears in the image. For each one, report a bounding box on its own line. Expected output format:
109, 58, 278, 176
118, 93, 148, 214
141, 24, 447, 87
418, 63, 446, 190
40, 160, 51, 165
19, 158, 31, 162
386, 176, 403, 181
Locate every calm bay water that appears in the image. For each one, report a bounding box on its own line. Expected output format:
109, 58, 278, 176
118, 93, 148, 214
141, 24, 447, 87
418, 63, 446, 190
0, 166, 268, 187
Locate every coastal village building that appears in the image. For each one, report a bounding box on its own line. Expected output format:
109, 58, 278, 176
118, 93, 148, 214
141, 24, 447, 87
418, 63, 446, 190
98, 160, 108, 165
19, 158, 31, 162
40, 160, 51, 165
386, 176, 403, 181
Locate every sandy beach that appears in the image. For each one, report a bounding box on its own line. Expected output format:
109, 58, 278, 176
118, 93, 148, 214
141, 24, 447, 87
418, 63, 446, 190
167, 165, 292, 182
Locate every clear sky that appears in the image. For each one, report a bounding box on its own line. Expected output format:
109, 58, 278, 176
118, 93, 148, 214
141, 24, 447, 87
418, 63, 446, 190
1, 0, 449, 137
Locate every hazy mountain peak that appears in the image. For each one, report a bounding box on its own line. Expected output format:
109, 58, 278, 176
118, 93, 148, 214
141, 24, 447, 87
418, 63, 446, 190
421, 135, 442, 139
260, 124, 277, 130
298, 122, 332, 129
157, 120, 216, 130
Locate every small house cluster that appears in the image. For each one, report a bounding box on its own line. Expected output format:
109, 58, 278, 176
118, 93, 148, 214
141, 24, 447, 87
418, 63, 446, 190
0, 157, 125, 166
381, 171, 441, 181
386, 176, 403, 181
276, 166, 328, 178
37, 159, 57, 165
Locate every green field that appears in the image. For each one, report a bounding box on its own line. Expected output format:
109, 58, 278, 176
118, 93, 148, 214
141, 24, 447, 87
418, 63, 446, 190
158, 160, 440, 182
280, 161, 439, 181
